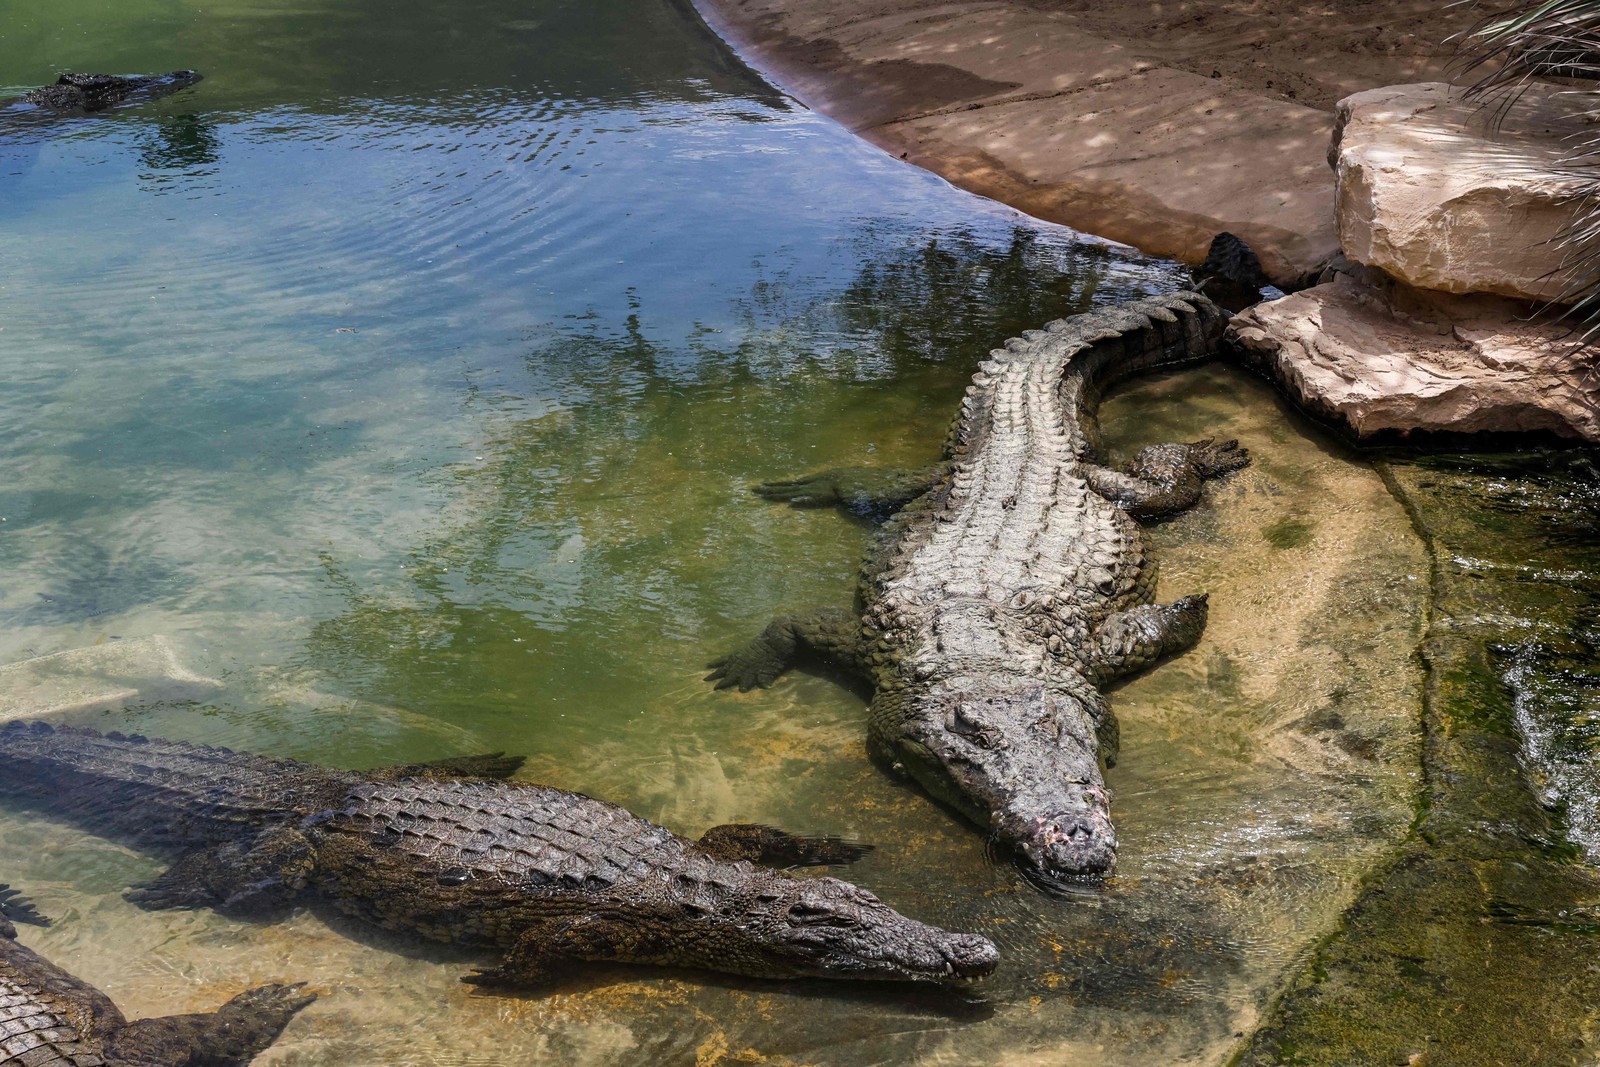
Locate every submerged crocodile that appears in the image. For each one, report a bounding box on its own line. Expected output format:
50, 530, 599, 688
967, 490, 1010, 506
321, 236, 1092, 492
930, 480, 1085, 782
0, 722, 998, 989
0, 883, 311, 1066
708, 291, 1247, 885
13, 72, 202, 114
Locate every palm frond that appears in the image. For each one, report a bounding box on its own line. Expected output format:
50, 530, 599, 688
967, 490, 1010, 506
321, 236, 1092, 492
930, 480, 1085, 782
1454, 1, 1600, 361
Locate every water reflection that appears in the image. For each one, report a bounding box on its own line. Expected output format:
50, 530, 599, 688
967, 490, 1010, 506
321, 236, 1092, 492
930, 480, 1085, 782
136, 112, 222, 175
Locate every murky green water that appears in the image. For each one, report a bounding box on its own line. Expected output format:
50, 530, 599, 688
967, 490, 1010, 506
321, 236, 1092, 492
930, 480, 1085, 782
0, 1, 1592, 1064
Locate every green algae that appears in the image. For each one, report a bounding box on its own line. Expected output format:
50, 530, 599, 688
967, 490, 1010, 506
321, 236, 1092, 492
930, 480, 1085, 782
1234, 455, 1600, 1067
1261, 518, 1314, 550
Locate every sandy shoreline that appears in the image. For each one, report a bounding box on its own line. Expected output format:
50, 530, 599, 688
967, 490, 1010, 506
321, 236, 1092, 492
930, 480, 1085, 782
690, 0, 1480, 285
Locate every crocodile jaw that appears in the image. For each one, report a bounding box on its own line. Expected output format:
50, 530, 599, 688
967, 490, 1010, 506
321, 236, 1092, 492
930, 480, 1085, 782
738, 874, 1000, 983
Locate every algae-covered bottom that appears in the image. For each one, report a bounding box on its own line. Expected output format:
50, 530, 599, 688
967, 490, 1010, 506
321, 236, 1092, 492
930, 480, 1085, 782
1239, 454, 1600, 1065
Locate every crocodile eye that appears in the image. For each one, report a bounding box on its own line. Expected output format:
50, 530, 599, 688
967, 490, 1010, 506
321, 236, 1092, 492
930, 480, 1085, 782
947, 708, 1004, 750
788, 903, 858, 928
436, 868, 472, 886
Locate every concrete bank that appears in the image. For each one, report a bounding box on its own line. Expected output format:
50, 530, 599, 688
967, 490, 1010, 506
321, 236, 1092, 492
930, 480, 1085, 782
689, 0, 1478, 286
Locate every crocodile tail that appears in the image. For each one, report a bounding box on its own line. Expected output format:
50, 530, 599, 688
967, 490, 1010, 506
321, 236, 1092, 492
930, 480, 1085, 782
0, 720, 354, 849
1060, 290, 1228, 398
1050, 291, 1228, 456
949, 292, 1228, 462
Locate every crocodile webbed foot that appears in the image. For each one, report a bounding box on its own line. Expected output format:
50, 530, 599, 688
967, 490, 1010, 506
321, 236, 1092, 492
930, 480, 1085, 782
463, 915, 634, 990
697, 823, 874, 867
706, 607, 865, 691
1085, 436, 1251, 517
104, 982, 315, 1067
1087, 593, 1210, 687
706, 640, 789, 691
1188, 437, 1250, 477
0, 884, 49, 934
126, 825, 315, 918
753, 465, 944, 520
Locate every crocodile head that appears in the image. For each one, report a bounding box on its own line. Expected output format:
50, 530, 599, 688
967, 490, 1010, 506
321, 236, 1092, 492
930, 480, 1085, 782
881, 676, 1118, 883
725, 874, 999, 984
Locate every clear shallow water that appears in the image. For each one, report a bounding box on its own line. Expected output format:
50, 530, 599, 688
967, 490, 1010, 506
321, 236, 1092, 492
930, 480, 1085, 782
0, 1, 1436, 1063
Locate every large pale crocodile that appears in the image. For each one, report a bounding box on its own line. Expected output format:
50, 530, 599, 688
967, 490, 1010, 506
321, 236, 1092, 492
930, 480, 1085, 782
0, 883, 311, 1065
0, 722, 998, 989
708, 291, 1247, 886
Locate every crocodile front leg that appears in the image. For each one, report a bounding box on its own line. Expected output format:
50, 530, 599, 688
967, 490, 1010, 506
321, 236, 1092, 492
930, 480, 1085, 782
125, 824, 316, 917
695, 823, 872, 867
1085, 594, 1210, 688
464, 915, 647, 988
706, 606, 865, 691
103, 983, 316, 1067
753, 464, 947, 520
1085, 437, 1249, 517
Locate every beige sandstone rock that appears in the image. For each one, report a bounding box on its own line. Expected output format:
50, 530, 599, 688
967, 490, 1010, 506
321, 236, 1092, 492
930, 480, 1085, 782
1228, 272, 1599, 440
1332, 81, 1594, 302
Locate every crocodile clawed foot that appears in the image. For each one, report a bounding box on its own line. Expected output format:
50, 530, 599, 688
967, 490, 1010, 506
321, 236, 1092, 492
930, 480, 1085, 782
809, 838, 875, 865
461, 963, 562, 991
0, 885, 49, 929
461, 967, 515, 989
225, 982, 318, 1016
752, 474, 836, 507
1191, 437, 1250, 476
125, 884, 212, 912
705, 653, 782, 692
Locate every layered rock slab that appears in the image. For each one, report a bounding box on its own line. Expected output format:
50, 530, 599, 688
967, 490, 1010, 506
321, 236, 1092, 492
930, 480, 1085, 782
1228, 272, 1598, 440
690, 0, 1350, 285
1332, 81, 1594, 302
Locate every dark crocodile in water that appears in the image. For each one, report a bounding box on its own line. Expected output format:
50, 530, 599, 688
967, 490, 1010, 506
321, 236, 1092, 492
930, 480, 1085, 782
0, 883, 311, 1066
12, 72, 202, 114
0, 722, 999, 990
708, 291, 1247, 885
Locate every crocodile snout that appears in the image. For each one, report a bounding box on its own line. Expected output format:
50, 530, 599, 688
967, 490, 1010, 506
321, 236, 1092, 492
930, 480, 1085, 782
1019, 808, 1117, 878
941, 932, 1000, 979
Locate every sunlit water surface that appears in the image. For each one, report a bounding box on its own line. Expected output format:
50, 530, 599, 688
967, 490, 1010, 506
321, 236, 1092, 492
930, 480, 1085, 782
0, 0, 1445, 1062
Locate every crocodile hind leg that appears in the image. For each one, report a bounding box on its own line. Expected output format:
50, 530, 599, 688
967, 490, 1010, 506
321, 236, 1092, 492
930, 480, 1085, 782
695, 823, 873, 867
126, 825, 315, 917
464, 915, 649, 988
370, 752, 527, 781
1085, 594, 1210, 688
706, 606, 865, 691
0, 884, 49, 933
103, 983, 316, 1067
1085, 438, 1249, 517
753, 464, 947, 520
